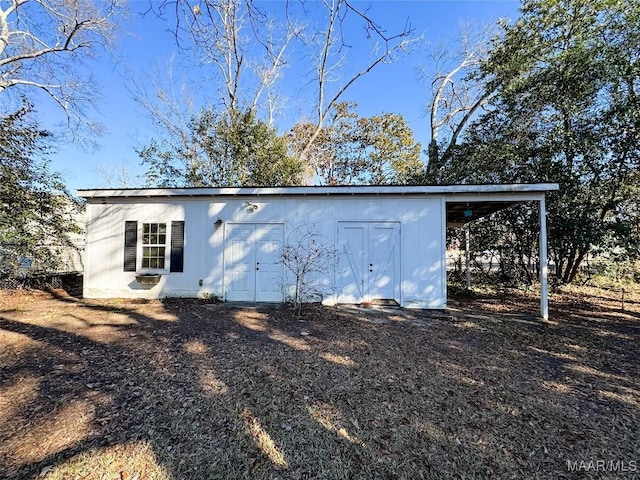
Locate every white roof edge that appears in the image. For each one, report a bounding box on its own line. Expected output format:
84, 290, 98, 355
77, 183, 559, 199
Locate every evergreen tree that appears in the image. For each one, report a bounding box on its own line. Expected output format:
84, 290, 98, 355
139, 109, 304, 187
449, 0, 640, 284
0, 103, 82, 275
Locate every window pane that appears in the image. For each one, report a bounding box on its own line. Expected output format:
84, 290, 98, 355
140, 224, 167, 270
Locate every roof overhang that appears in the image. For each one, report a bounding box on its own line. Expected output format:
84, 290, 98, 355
78, 183, 559, 200
78, 184, 559, 228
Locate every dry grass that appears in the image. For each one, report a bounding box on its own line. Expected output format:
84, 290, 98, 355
0, 286, 639, 479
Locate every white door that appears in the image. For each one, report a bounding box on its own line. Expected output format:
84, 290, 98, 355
337, 222, 400, 304
226, 224, 255, 301
368, 223, 400, 301
255, 224, 285, 302
337, 223, 367, 303
226, 223, 284, 302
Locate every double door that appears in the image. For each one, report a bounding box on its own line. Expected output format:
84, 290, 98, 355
225, 223, 284, 302
337, 222, 400, 304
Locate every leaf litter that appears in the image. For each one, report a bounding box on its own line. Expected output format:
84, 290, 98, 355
0, 286, 638, 479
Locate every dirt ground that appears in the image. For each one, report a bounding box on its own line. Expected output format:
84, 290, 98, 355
1, 286, 639, 479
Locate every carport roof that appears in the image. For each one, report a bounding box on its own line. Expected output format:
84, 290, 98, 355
446, 200, 518, 227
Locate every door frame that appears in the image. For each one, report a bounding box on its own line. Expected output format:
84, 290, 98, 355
335, 220, 401, 305
223, 222, 285, 302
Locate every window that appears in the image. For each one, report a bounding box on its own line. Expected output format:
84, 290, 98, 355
142, 223, 166, 269
123, 221, 184, 273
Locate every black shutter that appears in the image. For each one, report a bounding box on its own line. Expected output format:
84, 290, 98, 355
170, 221, 185, 272
124, 221, 137, 272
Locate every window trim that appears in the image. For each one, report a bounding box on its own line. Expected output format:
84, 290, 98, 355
137, 221, 169, 273
141, 222, 168, 270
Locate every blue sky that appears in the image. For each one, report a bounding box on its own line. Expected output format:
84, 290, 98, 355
41, 1, 521, 192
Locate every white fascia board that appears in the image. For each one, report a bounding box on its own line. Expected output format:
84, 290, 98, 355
445, 192, 548, 203
77, 183, 559, 199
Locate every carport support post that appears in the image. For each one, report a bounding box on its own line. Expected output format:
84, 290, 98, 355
465, 226, 471, 290
539, 196, 549, 320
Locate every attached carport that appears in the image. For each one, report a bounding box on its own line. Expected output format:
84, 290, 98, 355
78, 183, 559, 312
444, 184, 559, 320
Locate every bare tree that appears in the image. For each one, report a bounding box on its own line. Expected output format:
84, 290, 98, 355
138, 0, 416, 186
0, 0, 123, 138
131, 55, 201, 178
420, 23, 498, 180
152, 0, 301, 124
94, 160, 140, 188
296, 0, 416, 158
279, 223, 335, 315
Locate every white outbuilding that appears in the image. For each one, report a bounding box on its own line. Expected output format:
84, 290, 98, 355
78, 184, 559, 318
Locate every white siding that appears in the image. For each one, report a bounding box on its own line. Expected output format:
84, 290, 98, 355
83, 195, 446, 308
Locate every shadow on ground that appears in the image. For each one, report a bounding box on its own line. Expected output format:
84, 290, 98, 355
0, 287, 638, 479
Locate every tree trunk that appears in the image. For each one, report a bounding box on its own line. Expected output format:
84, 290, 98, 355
566, 250, 588, 284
